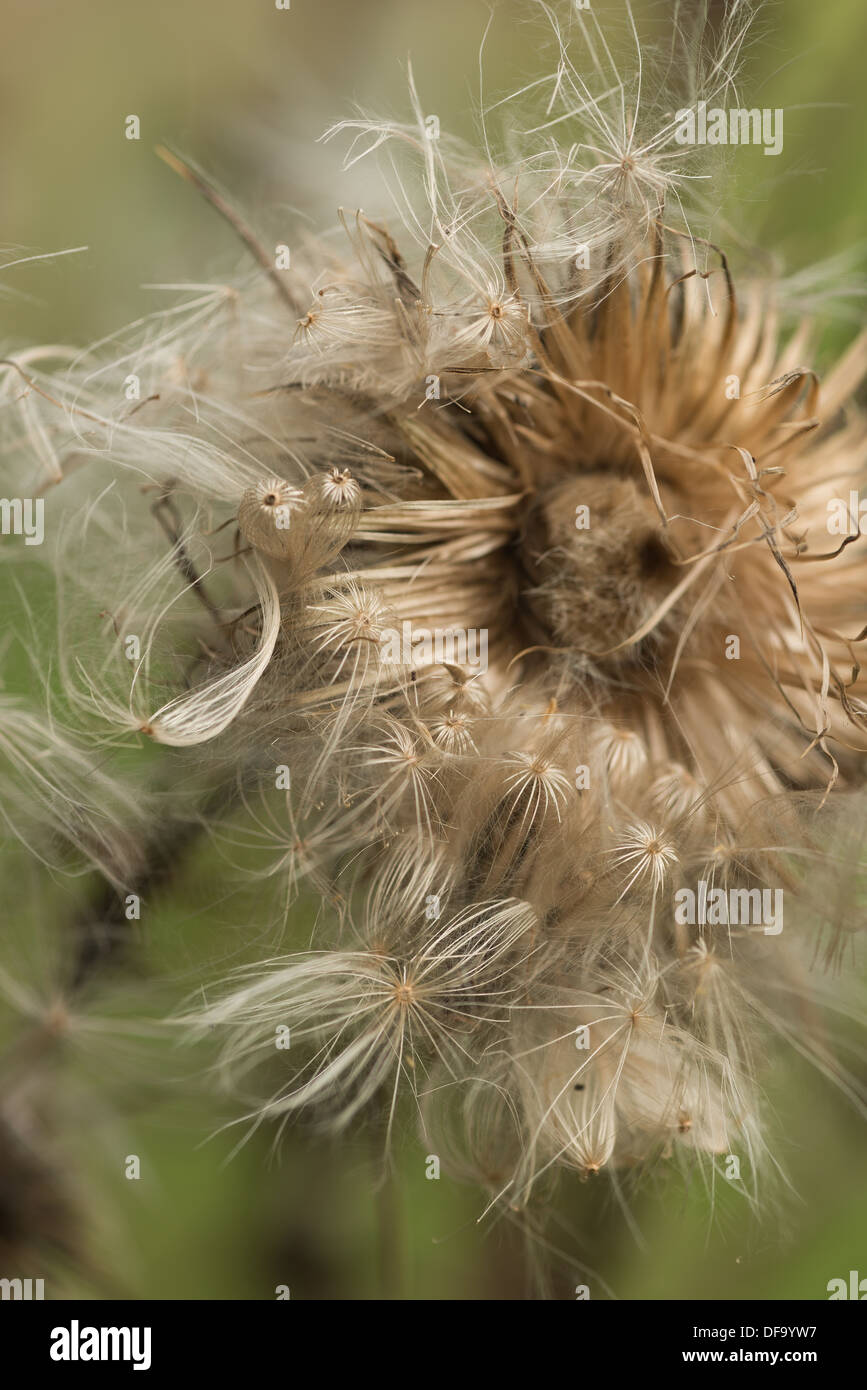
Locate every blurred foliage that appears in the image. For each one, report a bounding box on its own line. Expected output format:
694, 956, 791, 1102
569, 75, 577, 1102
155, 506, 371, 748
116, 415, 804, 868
0, 0, 865, 1298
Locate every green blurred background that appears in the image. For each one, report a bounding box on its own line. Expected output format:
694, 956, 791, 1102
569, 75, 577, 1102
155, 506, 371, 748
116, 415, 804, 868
0, 0, 865, 1299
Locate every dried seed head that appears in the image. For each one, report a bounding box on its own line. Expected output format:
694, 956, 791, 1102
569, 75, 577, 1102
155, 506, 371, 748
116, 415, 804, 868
1, 0, 863, 1250
238, 477, 306, 557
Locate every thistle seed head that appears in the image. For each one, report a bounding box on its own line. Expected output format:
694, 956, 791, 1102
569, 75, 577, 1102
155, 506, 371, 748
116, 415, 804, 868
2, 2, 865, 1243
